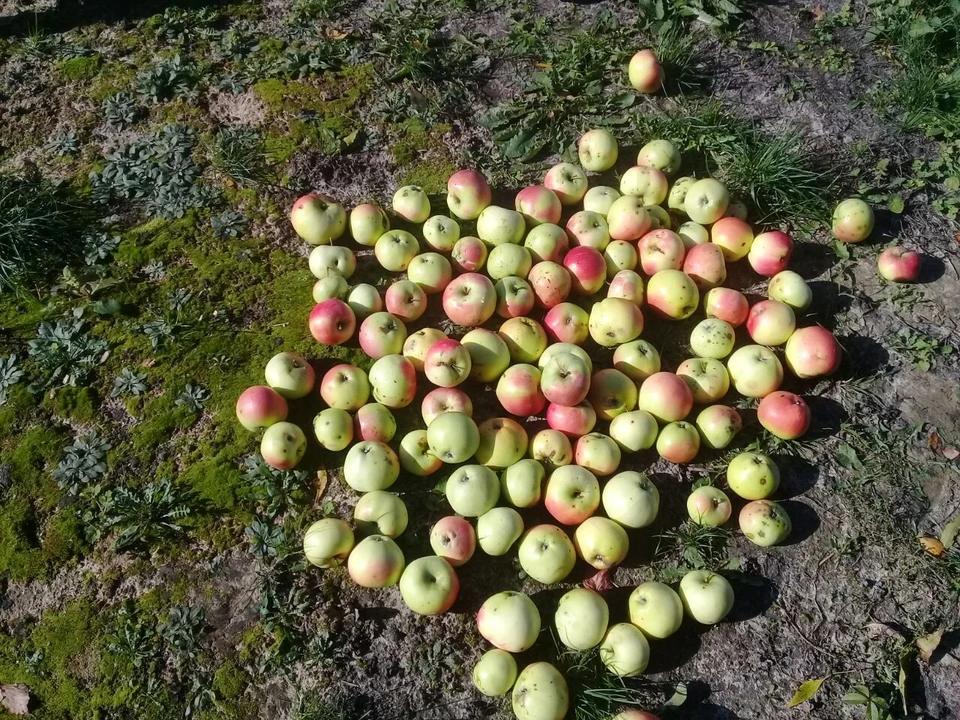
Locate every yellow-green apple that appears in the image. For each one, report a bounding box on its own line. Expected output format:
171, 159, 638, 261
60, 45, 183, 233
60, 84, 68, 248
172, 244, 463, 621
682, 242, 727, 290
476, 417, 528, 468
290, 193, 346, 245
403, 327, 447, 371
607, 195, 653, 241
422, 215, 460, 252
265, 352, 315, 400
613, 339, 661, 382
748, 230, 793, 276
349, 202, 389, 246
575, 432, 622, 476
711, 216, 754, 261
374, 229, 420, 272
584, 185, 621, 215
452, 235, 488, 273
609, 411, 659, 453
517, 524, 577, 583
529, 429, 573, 468
392, 184, 431, 223
758, 390, 810, 439
555, 588, 610, 650
608, 269, 644, 304
427, 411, 480, 464
421, 387, 473, 426
513, 663, 569, 720
544, 162, 589, 205
384, 280, 427, 322
461, 328, 510, 382
628, 49, 663, 92
539, 342, 593, 373
547, 401, 597, 437
784, 326, 841, 378
312, 276, 349, 303
544, 302, 590, 344
353, 402, 396, 442
601, 470, 659, 528
261, 422, 306, 470
690, 319, 735, 359
574, 516, 629, 570
563, 246, 607, 295
645, 204, 671, 229
407, 252, 452, 294
578, 129, 619, 172
399, 556, 459, 615
687, 485, 732, 526
656, 421, 700, 463
637, 139, 681, 176
236, 385, 288, 432
442, 272, 497, 326
488, 244, 533, 280
524, 223, 569, 263
303, 518, 354, 567
477, 507, 524, 555
495, 276, 536, 318
347, 283, 383, 319
677, 220, 709, 248
354, 490, 407, 537
589, 368, 639, 421
727, 451, 780, 500
676, 358, 730, 403
604, 240, 639, 278
545, 465, 601, 524
878, 246, 922, 281
638, 371, 693, 422
445, 464, 500, 517
620, 166, 669, 205
478, 205, 526, 247
683, 178, 729, 224
746, 299, 796, 346
515, 185, 562, 226
599, 623, 650, 677
566, 211, 611, 250
646, 269, 699, 320
447, 168, 491, 220
430, 515, 476, 566
359, 311, 407, 359
309, 245, 355, 280
478, 590, 541, 652
309, 298, 356, 345
740, 499, 792, 546
347, 534, 405, 588
832, 198, 874, 242
473, 649, 517, 697
369, 354, 417, 408
668, 177, 696, 213
500, 458, 545, 507
528, 261, 572, 308
541, 352, 591, 406
767, 270, 812, 311
343, 440, 399, 491
497, 317, 546, 364
613, 712, 660, 720
424, 338, 472, 388
399, 429, 443, 476
679, 570, 734, 624
704, 286, 750, 327
639, 229, 686, 274
726, 345, 783, 397
695, 405, 742, 450
629, 581, 683, 639
588, 297, 644, 347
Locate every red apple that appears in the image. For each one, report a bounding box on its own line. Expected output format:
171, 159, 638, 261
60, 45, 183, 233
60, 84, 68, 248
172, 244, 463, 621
682, 243, 727, 291
236, 386, 288, 432
748, 231, 793, 277
515, 185, 562, 226
637, 372, 693, 423
547, 402, 597, 437
703, 287, 749, 327
878, 246, 922, 282
528, 261, 572, 309
757, 391, 811, 440
563, 246, 607, 295
309, 298, 356, 345
784, 326, 841, 378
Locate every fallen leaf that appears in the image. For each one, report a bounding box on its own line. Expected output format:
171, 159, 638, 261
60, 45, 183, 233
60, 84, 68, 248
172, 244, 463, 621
662, 682, 688, 708
920, 536, 946, 557
788, 677, 826, 707
866, 621, 908, 639
899, 650, 913, 715
326, 29, 349, 40
929, 431, 942, 450
0, 684, 30, 715
941, 516, 960, 549
812, 5, 826, 21
942, 447, 960, 460
315, 470, 330, 504
917, 628, 944, 663
583, 569, 613, 592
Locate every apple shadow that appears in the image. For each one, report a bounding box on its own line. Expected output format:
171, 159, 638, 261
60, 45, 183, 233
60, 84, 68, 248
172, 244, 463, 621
792, 242, 842, 280
838, 334, 890, 379
802, 395, 847, 441
723, 572, 778, 623
807, 280, 853, 321
644, 623, 703, 674
662, 679, 745, 719
778, 500, 820, 546
773, 456, 819, 499
917, 254, 946, 283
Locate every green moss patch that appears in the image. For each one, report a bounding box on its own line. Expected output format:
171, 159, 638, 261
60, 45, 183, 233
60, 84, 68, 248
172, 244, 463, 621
42, 385, 99, 423
388, 119, 457, 194
57, 54, 103, 82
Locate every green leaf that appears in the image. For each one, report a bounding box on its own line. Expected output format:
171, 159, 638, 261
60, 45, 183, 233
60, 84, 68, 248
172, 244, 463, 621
788, 678, 826, 708
842, 685, 870, 705
833, 240, 851, 260
898, 651, 913, 715
835, 443, 863, 470
888, 195, 905, 213
662, 682, 688, 707
90, 298, 122, 315
940, 515, 960, 549
944, 176, 960, 191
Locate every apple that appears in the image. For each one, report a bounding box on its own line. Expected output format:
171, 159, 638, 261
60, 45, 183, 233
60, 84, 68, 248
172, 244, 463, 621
399, 429, 443, 476
312, 276, 349, 303
645, 205, 671, 229
676, 358, 730, 403
607, 269, 644, 304
628, 49, 663, 92
878, 246, 922, 281
748, 231, 793, 276
375, 229, 420, 272
575, 432, 622, 476
547, 401, 597, 437
704, 286, 750, 327
574, 516, 629, 569
452, 235, 488, 273
566, 211, 611, 251
487, 244, 533, 280
584, 185, 621, 215
544, 302, 590, 344
403, 327, 448, 371
620, 166, 669, 205
540, 352, 591, 407
349, 202, 389, 246
639, 229, 685, 275
515, 185, 562, 226
563, 246, 607, 295
424, 338, 472, 388
422, 215, 461, 252
613, 339, 661, 382
309, 246, 354, 282
726, 200, 748, 220
477, 205, 526, 246
784, 326, 841, 378
368, 354, 417, 408
473, 649, 518, 697
689, 319, 736, 360
260, 422, 306, 470
609, 411, 659, 453
636, 139, 681, 176
477, 507, 524, 556
656, 421, 701, 463
476, 417, 528, 468
678, 220, 709, 248
544, 465, 601, 525
513, 663, 569, 720
758, 391, 811, 439
353, 402, 396, 443
347, 534, 405, 588
588, 297, 644, 348
493, 357, 545, 409
682, 242, 727, 290
578, 129, 619, 172
832, 198, 874, 242
499, 317, 548, 364
442, 272, 497, 327
236, 385, 288, 431
347, 283, 383, 319
589, 368, 638, 421
264, 352, 315, 400
461, 328, 511, 382
604, 240, 639, 278
726, 345, 783, 397
309, 298, 356, 345
687, 485, 733, 526
290, 193, 346, 245
695, 405, 742, 450
679, 570, 734, 624
303, 518, 354, 567
728, 451, 780, 500
427, 411, 480, 464
407, 252, 453, 294
740, 499, 792, 546
746, 299, 796, 346
359, 311, 407, 359
768, 270, 813, 311
668, 176, 696, 212
399, 556, 459, 615
477, 591, 541, 652
684, 178, 729, 224
555, 588, 610, 650
343, 440, 400, 492
711, 216, 754, 261
612, 712, 660, 720
539, 343, 593, 373
529, 429, 573, 468
607, 195, 653, 241
524, 223, 569, 264
544, 162, 589, 205
517, 524, 577, 584
602, 470, 659, 528
528, 261, 572, 308
629, 581, 683, 639
638, 371, 693, 422
599, 623, 650, 677
421, 387, 473, 427
445, 464, 500, 517
500, 458, 545, 508
354, 490, 408, 537
496, 276, 536, 320
430, 515, 476, 566
447, 168, 492, 220
393, 184, 431, 223
646, 269, 699, 320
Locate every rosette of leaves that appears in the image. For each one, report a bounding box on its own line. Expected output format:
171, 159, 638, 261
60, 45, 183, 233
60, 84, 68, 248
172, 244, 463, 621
54, 429, 111, 496
27, 317, 109, 390
105, 477, 196, 551
0, 354, 23, 406
135, 55, 203, 103
102, 92, 144, 129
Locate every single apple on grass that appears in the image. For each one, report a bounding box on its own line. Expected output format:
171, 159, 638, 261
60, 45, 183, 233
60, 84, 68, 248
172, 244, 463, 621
495, 276, 536, 318
638, 371, 693, 422
584, 185, 621, 215
488, 244, 533, 280
407, 252, 453, 294
309, 245, 355, 280
430, 516, 476, 566
473, 649, 518, 697
236, 386, 288, 431
515, 185, 562, 226
748, 230, 793, 276
746, 299, 796, 346
574, 516, 630, 569
313, 408, 353, 451
447, 168, 492, 220
703, 286, 750, 327
609, 411, 659, 453
290, 193, 346, 245
476, 417, 528, 468
451, 235, 488, 272
421, 387, 473, 427
478, 590, 541, 652
513, 663, 569, 720
353, 403, 396, 443
368, 354, 417, 408
639, 229, 686, 274
687, 486, 732, 526
346, 283, 383, 319
679, 570, 734, 624
530, 429, 573, 468
524, 223, 569, 263
613, 339, 661, 382
726, 345, 783, 398
403, 328, 448, 372
359, 311, 407, 359
528, 261, 572, 309
555, 588, 610, 650
442, 272, 497, 327
343, 440, 399, 492
422, 215, 461, 252
711, 216, 754, 261
544, 162, 589, 205
607, 195, 653, 241
544, 302, 590, 344
740, 499, 792, 546
309, 299, 356, 345
690, 318, 736, 359
589, 297, 644, 348
676, 358, 730, 404
607, 269, 645, 305
500, 458, 545, 508
784, 326, 841, 378
384, 279, 427, 322
768, 270, 813, 311
564, 246, 607, 295
461, 328, 511, 382
477, 507, 524, 556
589, 368, 639, 421
628, 49, 663, 93
354, 490, 408, 538
656, 421, 701, 464
312, 276, 348, 303
646, 269, 699, 320
349, 202, 389, 246
684, 178, 729, 224
629, 581, 684, 639
682, 242, 727, 290
496, 364, 546, 416
599, 623, 650, 677
832, 198, 874, 242
579, 129, 619, 171
303, 518, 354, 568
604, 240, 639, 278
261, 422, 306, 470
545, 465, 601, 525
392, 184, 431, 223
399, 429, 443, 476
758, 391, 811, 439
695, 405, 742, 450
374, 229, 420, 272
547, 401, 598, 437
347, 534, 405, 588
427, 411, 480, 464
399, 556, 459, 615
478, 205, 526, 247
728, 451, 780, 500
517, 524, 577, 584
424, 338, 472, 388
637, 138, 682, 176
575, 432, 622, 477
878, 246, 922, 282
620, 166, 669, 205
446, 465, 500, 517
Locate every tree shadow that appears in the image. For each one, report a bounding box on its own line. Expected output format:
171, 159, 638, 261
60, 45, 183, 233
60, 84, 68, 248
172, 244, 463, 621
779, 500, 820, 546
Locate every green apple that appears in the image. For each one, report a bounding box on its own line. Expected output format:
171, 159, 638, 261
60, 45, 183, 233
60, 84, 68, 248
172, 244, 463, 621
477, 507, 524, 556
677, 220, 709, 248
538, 342, 593, 373
512, 662, 569, 720
473, 649, 517, 697
477, 591, 541, 652
637, 139, 681, 176
422, 215, 461, 252
374, 229, 420, 272
739, 499, 792, 546
349, 203, 389, 246
832, 197, 874, 243
347, 534, 405, 588
398, 429, 442, 476
676, 357, 730, 404
602, 471, 660, 528
555, 588, 609, 650
500, 459, 544, 508
303, 518, 354, 568
343, 441, 400, 492
689, 319, 736, 359
290, 193, 346, 245
768, 270, 813, 311
629, 581, 683, 639
679, 570, 734, 624
461, 328, 511, 382
573, 516, 629, 570
686, 485, 732, 526
517, 524, 576, 584
477, 205, 526, 246
726, 345, 784, 398
583, 185, 621, 215
695, 405, 742, 450
353, 490, 408, 537
499, 316, 548, 364
260, 422, 307, 470
683, 178, 729, 224
398, 555, 459, 615
393, 185, 431, 223
668, 176, 696, 212
445, 464, 500, 517
613, 339, 661, 382
488, 243, 533, 280
579, 129, 619, 172
427, 411, 480, 464
312, 275, 349, 302
727, 451, 780, 500
264, 351, 315, 399
312, 408, 353, 451
609, 410, 659, 452
346, 283, 383, 319
529, 429, 573, 468
599, 623, 650, 677
476, 417, 528, 468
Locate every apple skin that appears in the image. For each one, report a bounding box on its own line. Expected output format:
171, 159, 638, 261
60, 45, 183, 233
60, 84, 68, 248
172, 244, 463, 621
476, 417, 529, 468
604, 240, 639, 278
676, 357, 730, 404
684, 178, 730, 224
499, 317, 548, 364
613, 339, 661, 383
368, 354, 417, 408
496, 364, 546, 417
639, 229, 686, 275
399, 556, 459, 616
637, 139, 682, 176
447, 168, 492, 220
538, 339, 594, 369
407, 252, 453, 294
347, 534, 405, 588
656, 421, 701, 464
312, 276, 349, 303
422, 215, 461, 253
421, 387, 473, 427
515, 185, 562, 226
832, 198, 874, 242
473, 649, 518, 697
398, 429, 443, 476
541, 352, 591, 406
711, 216, 754, 261
347, 283, 383, 320
544, 302, 590, 344
739, 499, 792, 546
727, 451, 780, 500
784, 326, 841, 378
748, 231, 793, 276
628, 49, 663, 92
544, 162, 589, 206
599, 623, 650, 678
517, 524, 577, 584
677, 220, 709, 248
359, 311, 407, 359
478, 205, 527, 247
427, 411, 480, 464
669, 176, 696, 212
544, 465, 601, 525
343, 440, 400, 492
574, 516, 630, 569
638, 371, 694, 423
687, 486, 733, 526
445, 464, 500, 517
349, 202, 389, 246
403, 327, 448, 372
629, 581, 684, 639
512, 663, 569, 720
260, 422, 306, 470
726, 345, 784, 398
393, 184, 431, 223
620, 166, 669, 206
430, 516, 477, 566
695, 405, 743, 450
646, 269, 699, 320
290, 193, 346, 245
609, 411, 659, 453
566, 211, 611, 251
477, 507, 525, 556
607, 195, 653, 242
578, 128, 619, 172
442, 272, 497, 327
500, 458, 545, 508
878, 246, 922, 282
588, 297, 644, 348
451, 235, 488, 273
575, 432, 622, 477
477, 590, 541, 652
374, 229, 420, 272
555, 588, 610, 650
703, 287, 750, 327
524, 223, 569, 264
384, 280, 427, 322
758, 391, 811, 439
424, 338, 472, 388
236, 385, 288, 431
607, 269, 645, 305
353, 403, 397, 443
645, 205, 672, 229
613, 712, 660, 720
690, 318, 736, 359
528, 261, 572, 309
683, 242, 727, 291
563, 246, 607, 295
309, 245, 355, 280
547, 401, 598, 437
495, 276, 536, 318
303, 518, 354, 568
529, 429, 574, 468
746, 299, 796, 346
584, 185, 621, 215
768, 270, 813, 312
461, 328, 511, 382
679, 570, 735, 624
354, 490, 408, 537
309, 299, 356, 345
589, 368, 639, 421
